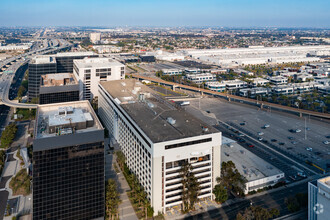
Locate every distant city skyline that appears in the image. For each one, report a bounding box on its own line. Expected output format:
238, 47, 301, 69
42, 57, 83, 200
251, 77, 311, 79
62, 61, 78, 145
1, 0, 329, 28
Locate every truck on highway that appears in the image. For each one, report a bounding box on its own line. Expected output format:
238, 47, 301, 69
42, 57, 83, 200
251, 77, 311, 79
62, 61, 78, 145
180, 101, 190, 106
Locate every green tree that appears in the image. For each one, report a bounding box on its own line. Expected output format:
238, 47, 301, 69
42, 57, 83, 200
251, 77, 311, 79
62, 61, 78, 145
285, 196, 300, 213
221, 161, 246, 197
213, 181, 228, 203
236, 206, 280, 220
0, 123, 18, 149
105, 179, 121, 220
180, 161, 201, 212
17, 85, 26, 98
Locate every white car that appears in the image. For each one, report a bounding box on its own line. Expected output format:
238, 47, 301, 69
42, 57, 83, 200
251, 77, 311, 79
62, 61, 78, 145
306, 147, 313, 151
258, 132, 264, 136
295, 129, 301, 133
264, 124, 270, 128
323, 141, 330, 145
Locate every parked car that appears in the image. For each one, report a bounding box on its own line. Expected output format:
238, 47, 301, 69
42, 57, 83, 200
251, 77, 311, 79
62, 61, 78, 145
264, 124, 270, 128
258, 132, 264, 136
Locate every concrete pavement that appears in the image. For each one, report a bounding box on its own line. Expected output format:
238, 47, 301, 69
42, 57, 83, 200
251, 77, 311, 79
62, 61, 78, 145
105, 151, 138, 220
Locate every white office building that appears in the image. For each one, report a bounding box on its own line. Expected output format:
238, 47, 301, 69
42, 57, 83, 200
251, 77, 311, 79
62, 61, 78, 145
186, 73, 216, 84
98, 79, 222, 214
268, 76, 288, 85
205, 81, 226, 92
252, 78, 270, 87
73, 57, 125, 101
308, 176, 330, 220
222, 79, 248, 90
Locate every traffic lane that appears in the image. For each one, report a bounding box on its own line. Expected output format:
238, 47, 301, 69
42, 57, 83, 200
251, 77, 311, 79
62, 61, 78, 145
0, 191, 9, 220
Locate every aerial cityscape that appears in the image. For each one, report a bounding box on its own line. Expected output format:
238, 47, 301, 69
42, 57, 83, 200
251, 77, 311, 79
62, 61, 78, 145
0, 1, 329, 220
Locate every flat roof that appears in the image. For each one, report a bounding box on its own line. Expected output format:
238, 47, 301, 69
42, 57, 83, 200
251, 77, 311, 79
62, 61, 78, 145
55, 51, 95, 57
30, 55, 56, 64
74, 57, 124, 69
318, 176, 330, 189
41, 73, 77, 87
222, 139, 284, 182
100, 79, 219, 143
35, 101, 102, 139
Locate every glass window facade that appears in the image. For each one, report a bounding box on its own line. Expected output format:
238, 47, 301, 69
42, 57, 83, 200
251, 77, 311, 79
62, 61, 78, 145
33, 142, 104, 220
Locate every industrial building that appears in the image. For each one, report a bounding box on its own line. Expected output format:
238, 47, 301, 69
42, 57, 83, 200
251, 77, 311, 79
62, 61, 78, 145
308, 176, 330, 220
222, 137, 285, 194
98, 79, 221, 214
32, 101, 104, 220
182, 46, 330, 67
73, 57, 125, 101
39, 73, 79, 104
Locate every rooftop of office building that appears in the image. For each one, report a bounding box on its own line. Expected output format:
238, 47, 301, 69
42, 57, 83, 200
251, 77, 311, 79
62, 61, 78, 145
30, 55, 56, 64
41, 73, 77, 87
222, 137, 284, 182
35, 101, 102, 139
74, 57, 124, 69
318, 176, 330, 189
55, 51, 95, 57
100, 79, 219, 143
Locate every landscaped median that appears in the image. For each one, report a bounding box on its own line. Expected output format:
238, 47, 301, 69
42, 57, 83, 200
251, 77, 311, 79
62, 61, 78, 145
9, 169, 31, 196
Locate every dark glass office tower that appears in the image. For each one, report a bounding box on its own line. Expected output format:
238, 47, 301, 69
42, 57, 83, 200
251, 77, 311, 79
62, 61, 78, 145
32, 101, 104, 220
28, 57, 57, 102
55, 53, 98, 73
28, 52, 97, 102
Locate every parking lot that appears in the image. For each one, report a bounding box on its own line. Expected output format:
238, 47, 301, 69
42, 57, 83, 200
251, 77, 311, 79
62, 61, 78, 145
184, 97, 330, 172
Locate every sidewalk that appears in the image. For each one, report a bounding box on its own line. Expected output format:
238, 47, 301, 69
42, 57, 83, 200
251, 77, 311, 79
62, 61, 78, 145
105, 152, 138, 220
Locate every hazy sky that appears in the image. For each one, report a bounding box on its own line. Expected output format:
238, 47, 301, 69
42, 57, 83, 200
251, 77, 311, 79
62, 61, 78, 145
1, 0, 329, 27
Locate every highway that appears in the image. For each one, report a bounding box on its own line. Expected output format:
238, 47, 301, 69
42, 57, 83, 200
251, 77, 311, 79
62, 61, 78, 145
0, 39, 72, 109
131, 74, 330, 120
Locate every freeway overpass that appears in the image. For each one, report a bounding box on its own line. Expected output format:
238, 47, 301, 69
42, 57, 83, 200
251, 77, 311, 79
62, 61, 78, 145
131, 74, 330, 120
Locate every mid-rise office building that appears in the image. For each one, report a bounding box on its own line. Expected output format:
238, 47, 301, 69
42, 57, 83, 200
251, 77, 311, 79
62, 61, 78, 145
39, 73, 79, 104
186, 73, 216, 84
73, 57, 125, 101
33, 101, 104, 220
28, 56, 57, 102
98, 79, 221, 214
28, 52, 96, 101
308, 176, 330, 220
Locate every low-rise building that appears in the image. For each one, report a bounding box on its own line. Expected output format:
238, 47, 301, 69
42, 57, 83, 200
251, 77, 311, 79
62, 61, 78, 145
272, 85, 294, 95
205, 81, 226, 92
222, 137, 284, 194
222, 79, 248, 90
162, 69, 183, 75
268, 76, 288, 85
239, 87, 270, 97
186, 73, 216, 84
251, 78, 270, 87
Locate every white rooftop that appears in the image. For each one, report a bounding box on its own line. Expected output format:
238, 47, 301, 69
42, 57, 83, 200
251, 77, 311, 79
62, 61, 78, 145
73, 57, 124, 68
222, 138, 284, 182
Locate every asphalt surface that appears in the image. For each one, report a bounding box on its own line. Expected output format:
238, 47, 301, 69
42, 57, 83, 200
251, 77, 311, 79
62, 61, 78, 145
182, 181, 308, 220
185, 97, 330, 172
